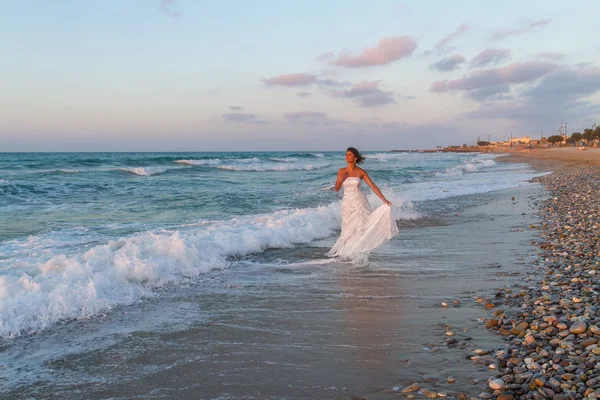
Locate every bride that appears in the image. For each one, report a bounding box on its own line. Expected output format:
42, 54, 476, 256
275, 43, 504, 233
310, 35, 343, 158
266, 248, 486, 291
327, 147, 399, 259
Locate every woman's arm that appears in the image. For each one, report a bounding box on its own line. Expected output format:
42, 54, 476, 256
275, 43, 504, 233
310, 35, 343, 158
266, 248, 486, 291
334, 168, 348, 192
362, 171, 391, 206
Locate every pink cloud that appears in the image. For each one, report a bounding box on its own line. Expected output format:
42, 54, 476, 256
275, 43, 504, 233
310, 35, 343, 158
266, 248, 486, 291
430, 61, 559, 93
331, 36, 417, 68
435, 23, 470, 54
263, 73, 318, 87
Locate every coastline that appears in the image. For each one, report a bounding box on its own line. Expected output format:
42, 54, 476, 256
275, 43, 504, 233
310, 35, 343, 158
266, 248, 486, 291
477, 149, 600, 400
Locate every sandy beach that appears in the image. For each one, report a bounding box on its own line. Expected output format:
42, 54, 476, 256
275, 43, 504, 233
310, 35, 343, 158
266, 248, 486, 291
500, 147, 600, 170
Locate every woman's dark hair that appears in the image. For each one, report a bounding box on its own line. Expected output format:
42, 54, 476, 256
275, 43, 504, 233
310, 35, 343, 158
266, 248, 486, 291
347, 147, 364, 164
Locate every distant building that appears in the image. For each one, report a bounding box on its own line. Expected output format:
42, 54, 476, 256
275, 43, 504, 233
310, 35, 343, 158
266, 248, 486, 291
510, 136, 531, 144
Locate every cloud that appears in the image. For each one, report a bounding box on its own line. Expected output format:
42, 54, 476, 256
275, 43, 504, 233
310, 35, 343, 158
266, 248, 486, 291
536, 52, 566, 61
490, 19, 552, 40
228, 106, 243, 111
262, 74, 350, 88
466, 65, 600, 130
223, 113, 268, 124
263, 73, 318, 87
435, 23, 470, 54
332, 81, 395, 107
160, 0, 181, 17
525, 65, 600, 100
430, 61, 559, 95
464, 84, 512, 102
469, 49, 511, 68
432, 54, 466, 71
296, 92, 312, 97
329, 36, 417, 68
318, 79, 351, 87
284, 111, 329, 120
317, 52, 334, 62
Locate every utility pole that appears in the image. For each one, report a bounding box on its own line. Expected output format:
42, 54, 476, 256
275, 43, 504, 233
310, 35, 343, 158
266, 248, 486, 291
560, 122, 568, 138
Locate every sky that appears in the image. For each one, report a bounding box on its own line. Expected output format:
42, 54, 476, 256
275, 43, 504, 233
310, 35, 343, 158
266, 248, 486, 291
1, 0, 600, 151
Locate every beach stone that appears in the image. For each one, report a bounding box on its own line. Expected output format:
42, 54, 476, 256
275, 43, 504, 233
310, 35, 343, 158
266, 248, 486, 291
486, 318, 499, 328
447, 376, 455, 384
489, 379, 505, 390
421, 389, 437, 398
570, 321, 588, 334
497, 395, 514, 400
402, 383, 420, 393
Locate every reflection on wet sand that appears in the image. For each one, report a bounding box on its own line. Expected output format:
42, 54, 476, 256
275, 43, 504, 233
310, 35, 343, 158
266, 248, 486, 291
336, 265, 407, 392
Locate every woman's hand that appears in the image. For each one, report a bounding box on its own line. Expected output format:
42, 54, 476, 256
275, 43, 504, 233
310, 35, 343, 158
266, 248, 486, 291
384, 200, 392, 207
334, 168, 349, 192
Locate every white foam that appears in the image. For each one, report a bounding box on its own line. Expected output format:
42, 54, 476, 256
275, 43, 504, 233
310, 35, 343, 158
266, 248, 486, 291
175, 159, 221, 166
217, 162, 331, 172
235, 157, 261, 163
119, 167, 167, 176
439, 156, 498, 176
0, 180, 8, 184
0, 203, 343, 338
270, 157, 298, 162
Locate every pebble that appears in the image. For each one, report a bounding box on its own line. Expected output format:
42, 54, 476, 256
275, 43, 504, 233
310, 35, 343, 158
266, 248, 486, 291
488, 379, 504, 390
402, 383, 420, 393
477, 164, 600, 399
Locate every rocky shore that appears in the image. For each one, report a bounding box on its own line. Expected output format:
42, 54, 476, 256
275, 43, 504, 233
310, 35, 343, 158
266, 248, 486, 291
476, 160, 600, 400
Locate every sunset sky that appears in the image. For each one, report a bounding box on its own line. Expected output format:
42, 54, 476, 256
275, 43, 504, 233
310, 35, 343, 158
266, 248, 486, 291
1, 0, 600, 151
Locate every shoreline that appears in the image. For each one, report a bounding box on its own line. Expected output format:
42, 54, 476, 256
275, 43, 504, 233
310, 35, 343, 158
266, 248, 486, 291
477, 150, 600, 400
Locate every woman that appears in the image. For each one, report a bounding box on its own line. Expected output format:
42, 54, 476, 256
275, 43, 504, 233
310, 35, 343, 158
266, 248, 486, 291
327, 147, 399, 259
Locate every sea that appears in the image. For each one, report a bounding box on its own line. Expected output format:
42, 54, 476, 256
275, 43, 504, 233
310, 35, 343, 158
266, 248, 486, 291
0, 151, 547, 399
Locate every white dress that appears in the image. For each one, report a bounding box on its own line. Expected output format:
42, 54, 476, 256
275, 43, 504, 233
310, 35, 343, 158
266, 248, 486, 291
327, 177, 399, 258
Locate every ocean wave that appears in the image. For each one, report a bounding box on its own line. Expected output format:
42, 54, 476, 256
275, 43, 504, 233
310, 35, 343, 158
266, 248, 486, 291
0, 203, 342, 338
269, 157, 298, 162
51, 169, 81, 174
0, 184, 419, 338
175, 159, 221, 166
119, 167, 168, 176
235, 157, 261, 163
438, 158, 497, 176
366, 152, 410, 162
217, 162, 331, 172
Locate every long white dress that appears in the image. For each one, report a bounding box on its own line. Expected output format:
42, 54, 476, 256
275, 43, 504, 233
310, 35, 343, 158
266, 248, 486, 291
327, 177, 399, 258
